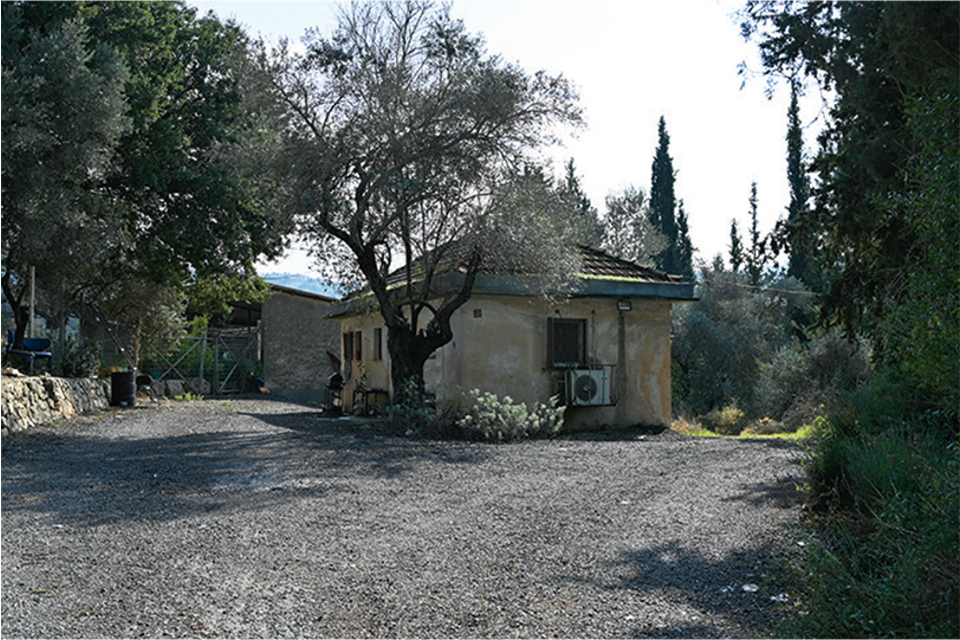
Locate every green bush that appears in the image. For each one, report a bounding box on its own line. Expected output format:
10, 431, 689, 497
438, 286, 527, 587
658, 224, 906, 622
757, 330, 873, 432
671, 269, 813, 418
455, 390, 564, 442
788, 377, 959, 638
386, 378, 439, 434
58, 336, 102, 378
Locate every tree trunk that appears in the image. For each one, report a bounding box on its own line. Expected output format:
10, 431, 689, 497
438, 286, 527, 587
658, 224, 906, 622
1, 275, 29, 349
386, 322, 431, 408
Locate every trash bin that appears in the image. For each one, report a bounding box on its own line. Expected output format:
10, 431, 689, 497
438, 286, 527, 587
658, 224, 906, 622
326, 372, 343, 414
111, 371, 137, 408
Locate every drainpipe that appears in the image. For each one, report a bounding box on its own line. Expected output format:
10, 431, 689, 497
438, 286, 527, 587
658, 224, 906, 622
616, 308, 628, 426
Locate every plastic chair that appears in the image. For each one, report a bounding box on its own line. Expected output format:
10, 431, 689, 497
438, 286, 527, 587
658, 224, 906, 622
5, 330, 53, 374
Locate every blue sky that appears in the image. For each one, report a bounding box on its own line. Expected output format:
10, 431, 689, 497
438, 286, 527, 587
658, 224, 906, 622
189, 0, 827, 276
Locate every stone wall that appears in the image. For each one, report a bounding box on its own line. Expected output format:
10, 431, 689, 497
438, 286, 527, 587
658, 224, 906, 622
261, 287, 340, 400
1, 375, 110, 436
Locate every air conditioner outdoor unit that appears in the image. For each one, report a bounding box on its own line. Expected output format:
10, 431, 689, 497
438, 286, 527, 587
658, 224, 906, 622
567, 368, 613, 406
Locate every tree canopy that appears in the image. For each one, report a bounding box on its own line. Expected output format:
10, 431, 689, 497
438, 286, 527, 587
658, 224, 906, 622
263, 0, 583, 403
2, 1, 290, 352
600, 185, 666, 267
741, 0, 959, 406
2, 3, 130, 342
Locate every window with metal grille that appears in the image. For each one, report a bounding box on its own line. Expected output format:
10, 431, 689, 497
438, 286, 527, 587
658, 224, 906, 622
353, 330, 362, 360
547, 318, 586, 368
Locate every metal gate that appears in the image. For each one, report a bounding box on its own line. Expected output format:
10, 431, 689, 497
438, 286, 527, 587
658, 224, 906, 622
145, 326, 260, 396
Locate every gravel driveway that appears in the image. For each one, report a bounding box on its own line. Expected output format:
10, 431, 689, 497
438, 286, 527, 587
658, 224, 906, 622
2, 398, 804, 638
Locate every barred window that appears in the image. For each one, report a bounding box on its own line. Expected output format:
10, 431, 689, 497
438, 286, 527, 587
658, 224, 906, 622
373, 328, 383, 361
547, 318, 586, 368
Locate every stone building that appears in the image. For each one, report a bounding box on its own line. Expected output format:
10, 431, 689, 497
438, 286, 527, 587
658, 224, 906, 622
259, 284, 341, 405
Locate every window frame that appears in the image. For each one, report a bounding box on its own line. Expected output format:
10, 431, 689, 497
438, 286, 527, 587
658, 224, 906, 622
547, 317, 587, 369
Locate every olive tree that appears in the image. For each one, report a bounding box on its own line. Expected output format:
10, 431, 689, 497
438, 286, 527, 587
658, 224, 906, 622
600, 185, 666, 267
264, 1, 583, 405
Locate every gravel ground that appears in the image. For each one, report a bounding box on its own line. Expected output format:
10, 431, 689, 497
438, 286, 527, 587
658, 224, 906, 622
1, 398, 805, 639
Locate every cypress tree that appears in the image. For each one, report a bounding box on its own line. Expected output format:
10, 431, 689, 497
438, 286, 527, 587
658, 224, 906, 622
563, 158, 602, 247
784, 81, 815, 286
745, 182, 766, 286
649, 116, 679, 274
676, 200, 695, 281
729, 219, 744, 272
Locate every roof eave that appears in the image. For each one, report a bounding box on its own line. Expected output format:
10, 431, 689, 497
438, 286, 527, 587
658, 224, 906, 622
323, 273, 696, 319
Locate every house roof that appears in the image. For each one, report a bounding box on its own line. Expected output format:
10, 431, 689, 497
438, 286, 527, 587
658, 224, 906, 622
325, 243, 695, 319
383, 243, 679, 290
267, 283, 337, 303
576, 245, 680, 283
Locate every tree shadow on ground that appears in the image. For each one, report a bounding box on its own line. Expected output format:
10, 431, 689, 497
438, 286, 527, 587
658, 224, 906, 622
725, 476, 805, 510
0, 407, 490, 528
577, 541, 793, 638
552, 472, 803, 639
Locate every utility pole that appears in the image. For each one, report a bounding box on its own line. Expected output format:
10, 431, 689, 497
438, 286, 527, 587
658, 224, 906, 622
29, 265, 35, 338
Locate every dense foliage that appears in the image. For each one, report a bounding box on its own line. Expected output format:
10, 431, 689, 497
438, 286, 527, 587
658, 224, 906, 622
671, 263, 867, 431
2, 1, 288, 357
2, 3, 130, 344
741, 1, 959, 406
741, 2, 959, 637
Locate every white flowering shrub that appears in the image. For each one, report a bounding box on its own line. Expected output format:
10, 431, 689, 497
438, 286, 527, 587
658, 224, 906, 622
455, 390, 564, 442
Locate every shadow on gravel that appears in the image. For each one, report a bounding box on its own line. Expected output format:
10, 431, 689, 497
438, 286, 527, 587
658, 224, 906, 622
550, 465, 803, 639
561, 540, 790, 638
725, 476, 804, 510
1, 411, 488, 527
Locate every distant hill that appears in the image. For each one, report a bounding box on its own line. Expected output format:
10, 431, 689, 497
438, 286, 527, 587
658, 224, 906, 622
261, 273, 341, 299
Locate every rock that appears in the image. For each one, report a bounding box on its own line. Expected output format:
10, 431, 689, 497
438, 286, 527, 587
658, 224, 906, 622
164, 380, 185, 398
186, 378, 211, 395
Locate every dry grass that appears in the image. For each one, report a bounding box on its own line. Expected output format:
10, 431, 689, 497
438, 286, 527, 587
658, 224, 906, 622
671, 415, 816, 441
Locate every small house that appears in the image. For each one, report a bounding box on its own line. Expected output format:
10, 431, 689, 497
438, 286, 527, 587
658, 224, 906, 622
325, 246, 696, 429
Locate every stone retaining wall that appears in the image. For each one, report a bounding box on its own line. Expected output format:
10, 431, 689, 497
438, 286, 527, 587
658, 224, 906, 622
1, 375, 110, 436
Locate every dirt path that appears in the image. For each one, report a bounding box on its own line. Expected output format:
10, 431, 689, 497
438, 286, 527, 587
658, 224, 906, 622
1, 398, 804, 638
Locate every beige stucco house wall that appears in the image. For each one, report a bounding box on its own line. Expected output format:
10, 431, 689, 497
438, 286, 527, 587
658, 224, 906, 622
261, 284, 340, 404
329, 248, 696, 428
337, 293, 678, 428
